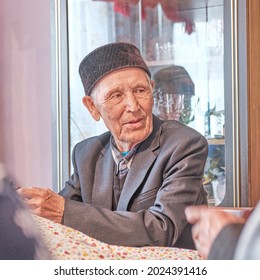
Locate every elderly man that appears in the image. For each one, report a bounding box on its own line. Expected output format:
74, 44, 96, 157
19, 42, 208, 248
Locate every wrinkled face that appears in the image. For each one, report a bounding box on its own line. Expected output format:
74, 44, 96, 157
82, 68, 154, 151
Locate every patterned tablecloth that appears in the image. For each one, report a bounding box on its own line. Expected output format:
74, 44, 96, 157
34, 216, 202, 260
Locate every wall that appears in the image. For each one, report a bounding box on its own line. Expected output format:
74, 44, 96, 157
248, 0, 260, 206
0, 0, 52, 187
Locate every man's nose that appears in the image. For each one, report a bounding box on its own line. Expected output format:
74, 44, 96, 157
124, 93, 139, 112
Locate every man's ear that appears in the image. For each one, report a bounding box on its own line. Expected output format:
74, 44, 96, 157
82, 96, 101, 121
150, 79, 155, 91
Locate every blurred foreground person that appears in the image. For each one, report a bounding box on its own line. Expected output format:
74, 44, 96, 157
0, 163, 49, 260
185, 204, 260, 259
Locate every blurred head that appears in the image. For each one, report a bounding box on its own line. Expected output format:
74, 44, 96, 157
79, 42, 154, 151
153, 65, 194, 122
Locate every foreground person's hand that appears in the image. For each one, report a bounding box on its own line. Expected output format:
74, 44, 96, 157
185, 205, 245, 259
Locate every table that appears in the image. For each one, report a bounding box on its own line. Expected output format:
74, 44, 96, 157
34, 216, 202, 260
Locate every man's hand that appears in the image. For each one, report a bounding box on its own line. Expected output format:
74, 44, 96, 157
185, 205, 245, 259
17, 187, 65, 224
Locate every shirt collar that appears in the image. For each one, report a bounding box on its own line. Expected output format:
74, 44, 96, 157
110, 137, 139, 175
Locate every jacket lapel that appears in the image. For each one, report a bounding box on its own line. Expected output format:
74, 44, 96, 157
92, 143, 114, 209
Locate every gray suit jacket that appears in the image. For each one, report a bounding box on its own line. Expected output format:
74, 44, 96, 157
60, 115, 208, 248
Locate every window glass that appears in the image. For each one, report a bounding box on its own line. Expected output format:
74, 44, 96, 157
67, 0, 225, 206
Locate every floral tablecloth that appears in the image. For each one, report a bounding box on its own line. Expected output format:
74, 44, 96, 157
34, 216, 202, 260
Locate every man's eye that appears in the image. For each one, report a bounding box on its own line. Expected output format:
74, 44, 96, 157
110, 92, 123, 99
135, 88, 146, 94
135, 87, 150, 96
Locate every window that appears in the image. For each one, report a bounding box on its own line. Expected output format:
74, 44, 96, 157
51, 0, 248, 206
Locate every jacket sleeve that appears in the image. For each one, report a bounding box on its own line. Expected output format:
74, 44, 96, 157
233, 202, 260, 259
208, 223, 244, 259
59, 144, 83, 202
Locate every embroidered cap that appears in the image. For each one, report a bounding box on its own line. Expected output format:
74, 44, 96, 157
79, 42, 151, 96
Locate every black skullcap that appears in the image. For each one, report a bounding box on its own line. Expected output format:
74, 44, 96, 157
79, 42, 151, 96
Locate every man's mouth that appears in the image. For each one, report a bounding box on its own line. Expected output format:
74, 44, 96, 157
123, 118, 144, 129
